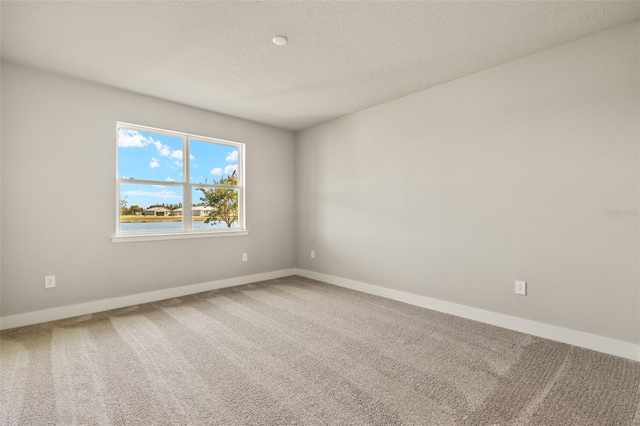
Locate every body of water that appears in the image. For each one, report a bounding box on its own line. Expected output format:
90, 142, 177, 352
120, 221, 235, 232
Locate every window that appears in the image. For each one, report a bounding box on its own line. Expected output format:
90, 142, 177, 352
113, 122, 246, 242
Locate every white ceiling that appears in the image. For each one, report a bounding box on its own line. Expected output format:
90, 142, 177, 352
2, 1, 639, 131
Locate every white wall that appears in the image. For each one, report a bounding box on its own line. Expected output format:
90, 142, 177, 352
1, 62, 296, 318
296, 22, 640, 344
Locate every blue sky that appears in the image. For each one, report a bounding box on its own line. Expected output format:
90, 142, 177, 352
118, 127, 238, 208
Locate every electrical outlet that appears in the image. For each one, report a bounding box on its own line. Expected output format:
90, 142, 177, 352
45, 275, 56, 289
311, 250, 315, 259
515, 280, 527, 296
242, 253, 248, 262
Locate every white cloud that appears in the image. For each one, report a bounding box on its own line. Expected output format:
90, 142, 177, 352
225, 150, 238, 162
224, 164, 238, 175
149, 158, 160, 168
152, 141, 170, 157
119, 129, 181, 158
150, 140, 181, 160
118, 128, 150, 147
210, 165, 237, 176
121, 189, 180, 200
174, 160, 183, 167
190, 154, 196, 160
166, 177, 176, 182
153, 185, 165, 188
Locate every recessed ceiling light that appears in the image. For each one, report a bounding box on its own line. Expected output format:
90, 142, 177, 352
272, 36, 288, 46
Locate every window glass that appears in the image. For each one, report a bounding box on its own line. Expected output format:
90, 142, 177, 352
119, 182, 183, 232
189, 139, 239, 185
192, 186, 240, 229
118, 128, 184, 182
115, 122, 245, 238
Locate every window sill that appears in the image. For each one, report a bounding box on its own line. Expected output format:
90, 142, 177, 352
111, 229, 249, 243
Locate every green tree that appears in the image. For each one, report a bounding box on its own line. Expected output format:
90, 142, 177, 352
128, 205, 144, 215
120, 197, 128, 215
197, 170, 238, 227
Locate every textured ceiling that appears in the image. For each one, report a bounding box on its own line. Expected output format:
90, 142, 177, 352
2, 1, 639, 131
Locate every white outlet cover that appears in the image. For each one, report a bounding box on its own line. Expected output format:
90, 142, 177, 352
45, 275, 56, 288
515, 280, 527, 295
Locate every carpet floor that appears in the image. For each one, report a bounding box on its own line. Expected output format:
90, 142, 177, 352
1, 275, 639, 425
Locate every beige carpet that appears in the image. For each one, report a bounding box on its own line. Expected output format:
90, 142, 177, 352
1, 275, 639, 425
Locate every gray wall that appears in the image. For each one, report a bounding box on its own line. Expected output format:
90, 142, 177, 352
2, 22, 639, 346
1, 62, 296, 317
296, 22, 640, 344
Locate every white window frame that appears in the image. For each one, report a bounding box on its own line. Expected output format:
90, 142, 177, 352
112, 122, 248, 243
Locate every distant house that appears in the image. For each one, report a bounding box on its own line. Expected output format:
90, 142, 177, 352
193, 206, 212, 217
144, 207, 172, 216
172, 206, 212, 217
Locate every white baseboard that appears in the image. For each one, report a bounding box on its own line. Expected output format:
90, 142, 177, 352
295, 268, 640, 362
0, 269, 296, 331
3, 267, 638, 362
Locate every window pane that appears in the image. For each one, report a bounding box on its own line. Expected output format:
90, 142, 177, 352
190, 140, 239, 185
192, 187, 239, 229
119, 183, 183, 232
118, 127, 184, 182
